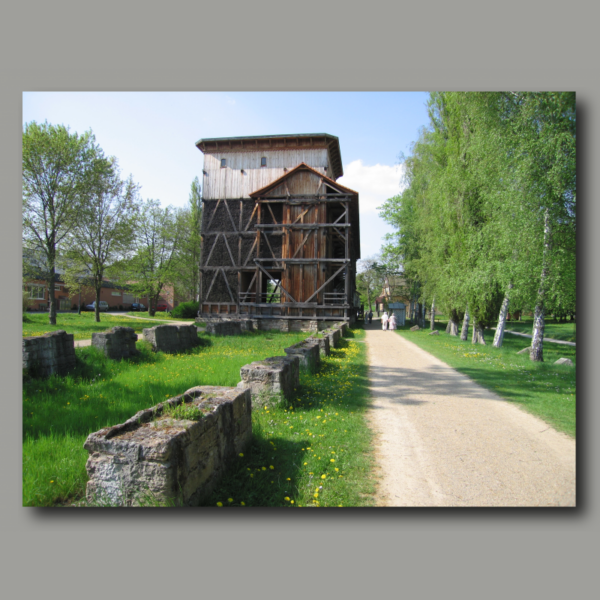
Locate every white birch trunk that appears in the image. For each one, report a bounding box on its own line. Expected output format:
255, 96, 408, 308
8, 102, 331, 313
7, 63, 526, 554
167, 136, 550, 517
460, 304, 470, 341
430, 297, 435, 330
531, 209, 551, 362
471, 317, 486, 345
492, 284, 513, 348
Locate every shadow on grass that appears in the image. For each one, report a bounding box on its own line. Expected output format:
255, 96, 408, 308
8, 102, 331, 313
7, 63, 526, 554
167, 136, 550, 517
200, 431, 310, 507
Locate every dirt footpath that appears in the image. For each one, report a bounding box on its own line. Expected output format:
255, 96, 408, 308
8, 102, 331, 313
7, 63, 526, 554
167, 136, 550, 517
364, 324, 576, 507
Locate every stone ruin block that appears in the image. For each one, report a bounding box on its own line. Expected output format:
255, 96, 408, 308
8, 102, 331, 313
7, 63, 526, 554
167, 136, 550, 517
22, 330, 76, 378
323, 327, 341, 349
284, 340, 320, 373
237, 355, 300, 406
92, 326, 138, 360
410, 325, 420, 331
428, 330, 440, 336
516, 347, 531, 355
554, 357, 574, 366
204, 320, 243, 336
142, 324, 201, 353
307, 334, 330, 357
84, 385, 252, 507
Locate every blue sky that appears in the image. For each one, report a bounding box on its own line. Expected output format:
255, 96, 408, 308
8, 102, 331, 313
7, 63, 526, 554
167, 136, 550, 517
23, 91, 432, 259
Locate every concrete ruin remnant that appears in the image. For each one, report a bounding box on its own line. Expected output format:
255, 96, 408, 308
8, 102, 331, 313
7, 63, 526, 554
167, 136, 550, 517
142, 324, 201, 353
238, 355, 300, 406
307, 334, 330, 357
284, 340, 320, 373
22, 330, 76, 378
84, 385, 252, 506
554, 357, 574, 366
92, 326, 138, 360
205, 320, 243, 336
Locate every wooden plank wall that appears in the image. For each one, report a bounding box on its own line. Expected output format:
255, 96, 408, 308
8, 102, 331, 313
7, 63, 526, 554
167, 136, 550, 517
202, 149, 332, 199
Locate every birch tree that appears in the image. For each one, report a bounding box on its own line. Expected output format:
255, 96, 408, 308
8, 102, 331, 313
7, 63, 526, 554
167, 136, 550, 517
62, 165, 140, 322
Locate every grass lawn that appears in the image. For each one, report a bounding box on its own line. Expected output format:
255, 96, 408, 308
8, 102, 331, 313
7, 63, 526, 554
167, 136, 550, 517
23, 312, 161, 340
395, 323, 576, 437
202, 328, 375, 508
501, 318, 576, 342
433, 315, 576, 342
23, 327, 374, 507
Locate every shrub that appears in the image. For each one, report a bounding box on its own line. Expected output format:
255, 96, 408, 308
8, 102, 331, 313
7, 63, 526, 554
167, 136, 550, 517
170, 301, 199, 319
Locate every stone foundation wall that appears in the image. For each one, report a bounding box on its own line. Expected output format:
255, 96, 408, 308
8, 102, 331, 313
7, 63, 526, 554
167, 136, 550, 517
22, 330, 76, 378
143, 324, 200, 353
284, 340, 320, 373
84, 385, 252, 507
237, 355, 300, 406
324, 327, 342, 349
92, 327, 138, 360
205, 320, 243, 336
307, 335, 330, 357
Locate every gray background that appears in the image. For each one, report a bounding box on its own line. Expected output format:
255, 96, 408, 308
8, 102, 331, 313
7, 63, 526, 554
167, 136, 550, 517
1, 1, 594, 598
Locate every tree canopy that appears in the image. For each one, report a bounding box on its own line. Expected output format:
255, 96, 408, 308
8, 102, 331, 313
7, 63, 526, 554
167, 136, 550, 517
379, 92, 576, 359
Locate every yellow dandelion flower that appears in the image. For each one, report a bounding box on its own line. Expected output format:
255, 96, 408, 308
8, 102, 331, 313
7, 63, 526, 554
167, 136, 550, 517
284, 497, 290, 502
241, 502, 245, 506
321, 474, 326, 479
216, 502, 223, 507
269, 465, 274, 470
239, 453, 244, 457
330, 459, 335, 463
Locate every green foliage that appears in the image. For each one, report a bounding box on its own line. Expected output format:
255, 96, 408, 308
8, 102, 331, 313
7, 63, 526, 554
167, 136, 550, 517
22, 121, 107, 324
121, 199, 182, 316
171, 177, 202, 302
169, 301, 199, 319
379, 92, 576, 338
202, 330, 376, 508
159, 401, 205, 422
22, 330, 308, 506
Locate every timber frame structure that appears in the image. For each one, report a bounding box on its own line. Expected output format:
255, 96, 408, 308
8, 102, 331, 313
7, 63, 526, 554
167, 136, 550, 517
196, 134, 360, 323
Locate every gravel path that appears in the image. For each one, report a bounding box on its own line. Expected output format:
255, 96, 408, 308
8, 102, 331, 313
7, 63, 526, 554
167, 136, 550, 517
365, 323, 576, 507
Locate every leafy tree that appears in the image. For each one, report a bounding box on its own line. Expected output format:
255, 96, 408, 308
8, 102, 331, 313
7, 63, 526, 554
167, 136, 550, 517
124, 199, 183, 317
61, 162, 140, 322
23, 121, 103, 324
171, 177, 202, 302
355, 258, 385, 312
379, 92, 576, 356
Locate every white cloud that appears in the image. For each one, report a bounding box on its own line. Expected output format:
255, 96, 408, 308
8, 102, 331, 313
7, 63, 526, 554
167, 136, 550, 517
337, 160, 405, 259
338, 159, 405, 214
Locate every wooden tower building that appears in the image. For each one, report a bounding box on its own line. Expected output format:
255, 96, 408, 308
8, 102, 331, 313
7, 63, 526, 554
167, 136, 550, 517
196, 134, 361, 324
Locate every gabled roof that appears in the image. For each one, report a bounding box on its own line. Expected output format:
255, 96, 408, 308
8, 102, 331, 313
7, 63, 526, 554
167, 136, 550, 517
249, 162, 360, 259
248, 162, 358, 198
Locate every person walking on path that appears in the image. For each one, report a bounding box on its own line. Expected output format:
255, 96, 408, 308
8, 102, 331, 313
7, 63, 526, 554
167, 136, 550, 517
367, 310, 373, 324
381, 311, 389, 331
364, 327, 575, 506
388, 313, 397, 330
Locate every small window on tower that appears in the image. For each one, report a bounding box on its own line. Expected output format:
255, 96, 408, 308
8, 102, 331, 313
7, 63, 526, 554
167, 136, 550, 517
261, 157, 267, 167
221, 158, 227, 168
